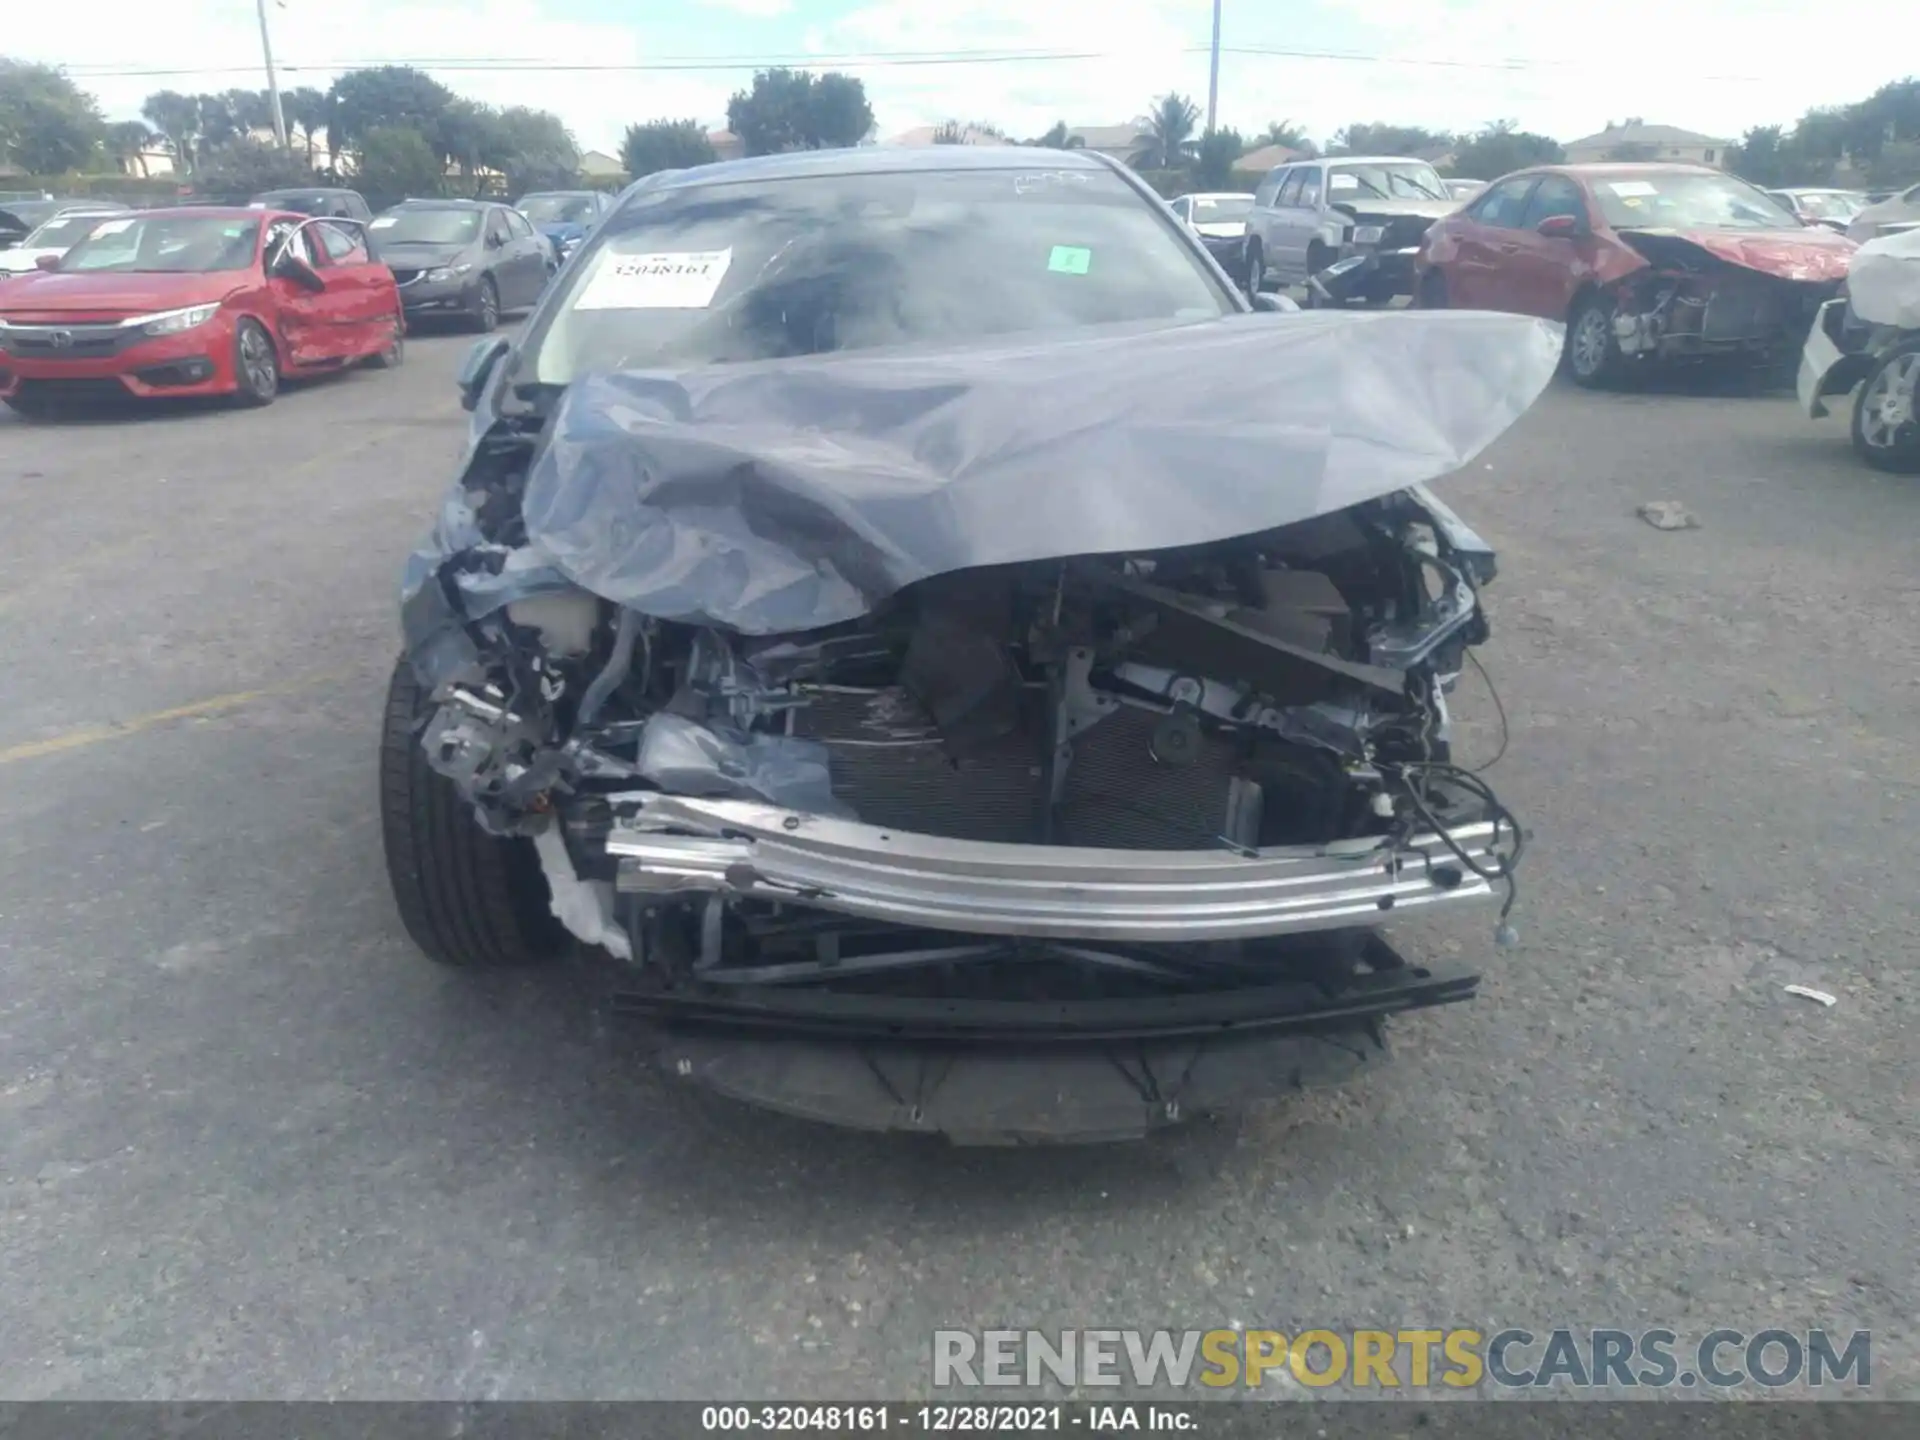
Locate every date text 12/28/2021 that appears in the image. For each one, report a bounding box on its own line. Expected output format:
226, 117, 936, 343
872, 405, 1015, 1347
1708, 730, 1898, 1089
700, 1405, 1194, 1432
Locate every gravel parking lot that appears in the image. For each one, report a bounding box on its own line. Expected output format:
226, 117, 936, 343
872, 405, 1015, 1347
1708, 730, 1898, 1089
1, 334, 1914, 1399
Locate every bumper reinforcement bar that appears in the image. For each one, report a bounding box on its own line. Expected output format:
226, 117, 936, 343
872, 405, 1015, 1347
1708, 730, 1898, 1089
606, 793, 1506, 943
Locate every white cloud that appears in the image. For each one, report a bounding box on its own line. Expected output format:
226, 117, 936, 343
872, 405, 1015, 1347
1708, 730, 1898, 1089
14, 0, 1920, 158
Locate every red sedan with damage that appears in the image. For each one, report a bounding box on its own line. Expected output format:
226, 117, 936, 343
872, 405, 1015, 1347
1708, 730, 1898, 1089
0, 206, 403, 418
1414, 164, 1856, 387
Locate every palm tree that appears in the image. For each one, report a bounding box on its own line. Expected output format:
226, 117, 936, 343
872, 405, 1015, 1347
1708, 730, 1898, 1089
1132, 93, 1200, 170
282, 87, 329, 163
1259, 119, 1310, 150
1028, 121, 1085, 149
107, 120, 157, 178
140, 90, 202, 174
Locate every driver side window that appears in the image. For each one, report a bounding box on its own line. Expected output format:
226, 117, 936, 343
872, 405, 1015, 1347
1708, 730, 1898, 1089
1275, 170, 1305, 207
1469, 176, 1538, 228
487, 210, 514, 246
264, 220, 315, 268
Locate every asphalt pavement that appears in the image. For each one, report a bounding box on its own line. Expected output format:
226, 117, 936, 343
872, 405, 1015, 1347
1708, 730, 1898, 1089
1, 333, 1915, 1400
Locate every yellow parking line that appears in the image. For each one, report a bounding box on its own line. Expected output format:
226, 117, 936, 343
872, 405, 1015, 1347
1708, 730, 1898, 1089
0, 672, 345, 766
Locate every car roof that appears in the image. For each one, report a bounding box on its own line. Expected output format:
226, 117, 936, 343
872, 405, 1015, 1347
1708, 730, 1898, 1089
1315, 155, 1436, 167
387, 198, 494, 209
1529, 162, 1721, 177
110, 205, 291, 221
639, 143, 1116, 195
518, 189, 599, 197
256, 186, 357, 197
1184, 191, 1254, 200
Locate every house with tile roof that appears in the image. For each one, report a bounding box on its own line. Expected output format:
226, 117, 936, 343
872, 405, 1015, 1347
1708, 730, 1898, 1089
1563, 121, 1731, 168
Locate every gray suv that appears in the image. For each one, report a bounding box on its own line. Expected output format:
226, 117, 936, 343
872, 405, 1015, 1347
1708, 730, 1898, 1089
1244, 156, 1456, 307
372, 199, 552, 332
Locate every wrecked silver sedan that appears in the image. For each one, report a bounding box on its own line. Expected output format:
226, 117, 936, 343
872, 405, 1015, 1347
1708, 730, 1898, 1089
383, 147, 1560, 1142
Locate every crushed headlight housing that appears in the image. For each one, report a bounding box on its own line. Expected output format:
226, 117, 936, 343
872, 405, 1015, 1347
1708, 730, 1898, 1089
135, 303, 221, 336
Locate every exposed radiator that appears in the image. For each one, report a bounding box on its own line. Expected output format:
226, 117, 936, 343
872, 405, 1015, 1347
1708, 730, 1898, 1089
793, 687, 1240, 850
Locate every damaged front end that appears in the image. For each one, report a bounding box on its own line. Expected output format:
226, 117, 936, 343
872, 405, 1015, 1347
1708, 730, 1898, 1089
394, 311, 1559, 1139
1603, 229, 1852, 370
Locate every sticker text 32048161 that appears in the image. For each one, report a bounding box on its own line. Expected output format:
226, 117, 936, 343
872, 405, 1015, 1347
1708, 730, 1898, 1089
575, 248, 734, 310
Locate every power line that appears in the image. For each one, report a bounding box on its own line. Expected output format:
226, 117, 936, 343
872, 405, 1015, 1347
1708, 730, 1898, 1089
58, 44, 1775, 83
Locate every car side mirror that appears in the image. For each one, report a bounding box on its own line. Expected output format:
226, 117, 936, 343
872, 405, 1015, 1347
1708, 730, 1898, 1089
1536, 215, 1583, 239
457, 335, 511, 413
34, 253, 60, 272
271, 251, 327, 291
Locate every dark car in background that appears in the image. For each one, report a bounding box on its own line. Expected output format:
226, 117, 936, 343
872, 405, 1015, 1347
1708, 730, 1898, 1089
514, 190, 616, 269
370, 198, 551, 332
249, 187, 374, 222
1416, 164, 1855, 387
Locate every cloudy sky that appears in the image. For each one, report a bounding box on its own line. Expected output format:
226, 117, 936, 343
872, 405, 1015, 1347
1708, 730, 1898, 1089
12, 0, 1913, 155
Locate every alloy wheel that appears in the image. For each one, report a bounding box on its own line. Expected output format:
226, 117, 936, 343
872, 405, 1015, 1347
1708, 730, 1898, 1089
1571, 308, 1611, 378
1858, 352, 1918, 452
237, 323, 278, 401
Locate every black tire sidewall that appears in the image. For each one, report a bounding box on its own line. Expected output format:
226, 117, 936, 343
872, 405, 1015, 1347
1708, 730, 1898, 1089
473, 278, 499, 333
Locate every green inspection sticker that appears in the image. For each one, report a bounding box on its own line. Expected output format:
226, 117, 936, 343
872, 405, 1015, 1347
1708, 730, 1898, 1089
1048, 245, 1092, 275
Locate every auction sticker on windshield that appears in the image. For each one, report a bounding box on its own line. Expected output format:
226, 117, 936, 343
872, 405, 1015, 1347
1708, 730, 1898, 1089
576, 248, 734, 309
1047, 245, 1092, 275
92, 218, 135, 235
1607, 181, 1658, 197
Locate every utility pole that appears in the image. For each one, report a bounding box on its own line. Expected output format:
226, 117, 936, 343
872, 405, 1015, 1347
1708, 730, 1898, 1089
256, 0, 291, 149
1206, 0, 1222, 134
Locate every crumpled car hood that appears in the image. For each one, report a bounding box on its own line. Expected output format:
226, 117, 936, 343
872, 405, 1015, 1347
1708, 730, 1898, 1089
1844, 225, 1920, 329
1626, 226, 1856, 282
418, 309, 1561, 639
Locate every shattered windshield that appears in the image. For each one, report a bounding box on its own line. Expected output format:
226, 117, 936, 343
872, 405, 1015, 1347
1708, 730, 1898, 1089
58, 215, 261, 273
1327, 164, 1448, 202
1594, 173, 1800, 230
519, 193, 598, 225
523, 167, 1234, 385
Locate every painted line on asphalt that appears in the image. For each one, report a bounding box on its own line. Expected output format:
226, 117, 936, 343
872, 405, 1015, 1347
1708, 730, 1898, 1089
0, 672, 347, 767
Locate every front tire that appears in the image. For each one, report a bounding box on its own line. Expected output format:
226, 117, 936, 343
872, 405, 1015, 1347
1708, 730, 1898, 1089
469, 277, 500, 334
1566, 292, 1624, 388
1302, 243, 1334, 308
232, 318, 280, 407
1243, 241, 1265, 299
378, 657, 567, 968
1416, 270, 1448, 309
1851, 344, 1920, 474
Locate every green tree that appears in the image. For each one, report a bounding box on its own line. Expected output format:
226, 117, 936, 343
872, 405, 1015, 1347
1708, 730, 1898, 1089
726, 67, 873, 155
108, 119, 157, 177
933, 120, 965, 145
1327, 122, 1453, 157
487, 106, 578, 194
1727, 124, 1792, 187
1194, 127, 1244, 187
1446, 120, 1564, 180
436, 98, 500, 194
1131, 92, 1200, 169
1865, 138, 1920, 189
1257, 119, 1316, 156
282, 86, 330, 163
1027, 120, 1084, 149
620, 119, 716, 178
326, 66, 454, 155
355, 124, 446, 204
141, 90, 202, 173
191, 137, 317, 198
0, 59, 104, 174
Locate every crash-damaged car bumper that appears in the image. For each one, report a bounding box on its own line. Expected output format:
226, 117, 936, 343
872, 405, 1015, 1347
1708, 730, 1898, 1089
1608, 229, 1853, 367
393, 310, 1560, 1140
1797, 229, 1920, 471
1310, 213, 1445, 307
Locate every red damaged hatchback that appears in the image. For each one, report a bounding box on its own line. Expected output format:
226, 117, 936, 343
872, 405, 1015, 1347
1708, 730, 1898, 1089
1414, 164, 1855, 387
0, 207, 403, 417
